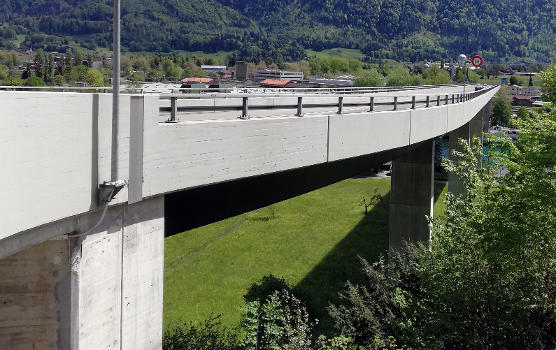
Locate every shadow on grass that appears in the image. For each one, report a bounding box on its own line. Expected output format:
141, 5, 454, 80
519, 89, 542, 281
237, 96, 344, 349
293, 182, 448, 336
293, 192, 391, 336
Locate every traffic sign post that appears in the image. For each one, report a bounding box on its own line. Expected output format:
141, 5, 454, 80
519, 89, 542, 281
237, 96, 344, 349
471, 55, 484, 67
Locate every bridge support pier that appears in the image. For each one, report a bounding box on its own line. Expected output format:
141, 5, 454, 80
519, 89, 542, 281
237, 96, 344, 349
389, 140, 435, 249
0, 196, 164, 350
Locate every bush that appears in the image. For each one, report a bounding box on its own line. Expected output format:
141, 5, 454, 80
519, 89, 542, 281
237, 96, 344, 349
329, 117, 556, 350
163, 314, 241, 350
241, 289, 316, 350
244, 274, 292, 303
3, 76, 24, 86
354, 69, 383, 87
423, 66, 450, 85
24, 76, 46, 86
386, 67, 422, 86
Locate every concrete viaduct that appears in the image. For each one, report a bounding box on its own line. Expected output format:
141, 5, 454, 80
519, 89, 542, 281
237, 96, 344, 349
0, 84, 498, 349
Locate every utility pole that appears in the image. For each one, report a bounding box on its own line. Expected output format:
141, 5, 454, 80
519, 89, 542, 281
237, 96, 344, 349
112, 0, 120, 181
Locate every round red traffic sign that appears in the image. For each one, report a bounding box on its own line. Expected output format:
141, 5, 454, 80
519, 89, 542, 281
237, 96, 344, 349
471, 55, 484, 67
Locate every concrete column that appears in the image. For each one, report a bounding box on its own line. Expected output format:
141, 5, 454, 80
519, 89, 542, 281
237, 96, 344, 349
0, 196, 164, 350
389, 140, 434, 249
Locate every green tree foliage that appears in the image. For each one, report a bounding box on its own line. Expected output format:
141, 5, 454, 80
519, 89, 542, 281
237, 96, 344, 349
308, 56, 362, 76
0, 65, 7, 81
491, 97, 512, 126
3, 76, 23, 86
330, 107, 556, 349
467, 69, 480, 83
423, 66, 450, 84
240, 289, 315, 350
509, 75, 524, 86
540, 62, 556, 103
84, 68, 105, 87
454, 68, 465, 83
386, 67, 422, 86
2, 0, 555, 63
24, 76, 46, 86
354, 69, 383, 87
516, 106, 529, 119
163, 315, 241, 350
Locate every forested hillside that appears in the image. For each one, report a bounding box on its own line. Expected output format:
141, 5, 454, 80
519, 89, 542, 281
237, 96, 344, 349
0, 0, 554, 63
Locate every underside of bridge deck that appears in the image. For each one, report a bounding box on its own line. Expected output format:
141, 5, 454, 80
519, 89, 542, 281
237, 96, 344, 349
165, 146, 411, 236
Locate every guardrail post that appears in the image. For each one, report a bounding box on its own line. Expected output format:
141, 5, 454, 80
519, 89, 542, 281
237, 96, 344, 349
240, 97, 250, 119
445, 94, 449, 105
369, 96, 374, 112
411, 96, 416, 109
337, 96, 344, 114
393, 96, 398, 111
426, 95, 430, 107
437, 96, 441, 106
296, 96, 303, 117
452, 94, 455, 104
166, 96, 178, 123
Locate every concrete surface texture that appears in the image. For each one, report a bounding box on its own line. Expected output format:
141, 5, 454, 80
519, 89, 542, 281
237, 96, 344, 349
389, 140, 435, 248
0, 196, 164, 350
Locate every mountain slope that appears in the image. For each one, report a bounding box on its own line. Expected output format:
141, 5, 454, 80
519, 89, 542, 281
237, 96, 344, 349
0, 0, 554, 63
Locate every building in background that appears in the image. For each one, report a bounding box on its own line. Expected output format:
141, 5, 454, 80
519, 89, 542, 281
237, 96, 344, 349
254, 69, 304, 82
201, 65, 227, 73
235, 61, 248, 81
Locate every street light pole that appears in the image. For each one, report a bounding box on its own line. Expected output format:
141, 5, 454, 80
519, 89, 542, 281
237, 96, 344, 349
111, 0, 120, 181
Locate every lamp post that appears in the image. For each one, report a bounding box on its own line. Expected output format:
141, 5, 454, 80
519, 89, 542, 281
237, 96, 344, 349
111, 0, 120, 181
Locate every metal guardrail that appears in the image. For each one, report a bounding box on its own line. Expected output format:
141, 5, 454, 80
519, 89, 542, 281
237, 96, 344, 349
160, 85, 495, 122
0, 83, 469, 94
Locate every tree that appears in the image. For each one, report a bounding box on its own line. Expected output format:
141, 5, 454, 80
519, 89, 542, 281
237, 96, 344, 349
0, 64, 7, 81
423, 66, 450, 84
241, 289, 315, 350
516, 106, 529, 119
354, 69, 383, 87
540, 63, 556, 103
509, 75, 522, 86
63, 49, 73, 79
386, 67, 420, 86
84, 68, 105, 87
467, 69, 480, 83
330, 109, 556, 349
454, 68, 465, 83
24, 76, 46, 86
491, 97, 511, 126
2, 76, 23, 86
33, 49, 45, 79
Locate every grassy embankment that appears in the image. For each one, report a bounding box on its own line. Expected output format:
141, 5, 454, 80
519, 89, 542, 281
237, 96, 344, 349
164, 177, 448, 334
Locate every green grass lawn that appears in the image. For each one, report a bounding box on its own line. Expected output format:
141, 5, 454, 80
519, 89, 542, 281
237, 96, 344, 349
164, 178, 448, 334
306, 48, 366, 60
480, 74, 543, 86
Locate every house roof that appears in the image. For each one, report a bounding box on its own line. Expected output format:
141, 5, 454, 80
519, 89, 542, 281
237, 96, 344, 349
260, 79, 291, 87
180, 77, 214, 84
512, 95, 533, 100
